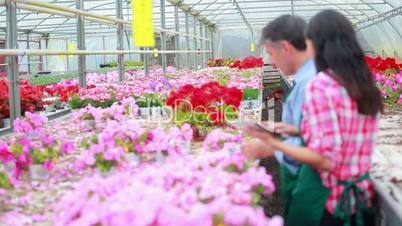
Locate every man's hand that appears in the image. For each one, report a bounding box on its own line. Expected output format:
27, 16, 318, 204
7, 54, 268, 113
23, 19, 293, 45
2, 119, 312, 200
241, 139, 275, 161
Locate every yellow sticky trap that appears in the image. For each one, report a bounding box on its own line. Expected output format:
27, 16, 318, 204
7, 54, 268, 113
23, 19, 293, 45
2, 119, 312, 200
250, 42, 255, 52
133, 0, 155, 47
153, 48, 159, 57
68, 42, 76, 57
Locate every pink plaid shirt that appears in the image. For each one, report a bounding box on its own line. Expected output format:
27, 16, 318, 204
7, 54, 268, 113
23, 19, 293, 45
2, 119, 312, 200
301, 72, 377, 214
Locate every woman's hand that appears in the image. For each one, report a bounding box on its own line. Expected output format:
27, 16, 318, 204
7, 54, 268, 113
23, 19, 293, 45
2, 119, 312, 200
260, 121, 299, 136
241, 139, 275, 161
242, 126, 281, 149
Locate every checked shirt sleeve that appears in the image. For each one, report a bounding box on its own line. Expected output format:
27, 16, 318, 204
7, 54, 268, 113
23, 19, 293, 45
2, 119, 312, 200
301, 75, 343, 187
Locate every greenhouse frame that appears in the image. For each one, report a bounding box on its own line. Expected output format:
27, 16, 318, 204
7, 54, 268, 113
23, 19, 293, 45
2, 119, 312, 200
0, 0, 401, 226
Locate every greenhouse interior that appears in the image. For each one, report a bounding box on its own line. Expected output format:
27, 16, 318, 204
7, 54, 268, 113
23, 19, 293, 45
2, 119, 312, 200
0, 0, 401, 225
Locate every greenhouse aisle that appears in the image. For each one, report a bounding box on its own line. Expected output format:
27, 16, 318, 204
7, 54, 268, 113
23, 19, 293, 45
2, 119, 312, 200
0, 0, 401, 226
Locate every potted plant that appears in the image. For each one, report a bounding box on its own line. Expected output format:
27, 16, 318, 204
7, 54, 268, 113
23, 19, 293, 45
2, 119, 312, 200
136, 98, 150, 116
147, 94, 164, 116
166, 82, 243, 141
30, 146, 59, 180
242, 88, 260, 109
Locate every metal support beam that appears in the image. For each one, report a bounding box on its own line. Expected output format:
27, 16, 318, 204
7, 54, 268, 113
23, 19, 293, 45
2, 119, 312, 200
26, 32, 31, 75
193, 19, 197, 69
199, 23, 204, 68
102, 35, 106, 63
38, 39, 43, 71
166, 0, 215, 28
174, 5, 180, 69
210, 29, 214, 59
66, 39, 69, 71
160, 0, 167, 74
185, 12, 190, 68
0, 49, 212, 56
116, 0, 124, 82
144, 47, 149, 76
76, 0, 86, 88
6, 0, 21, 128
205, 28, 209, 61
291, 0, 294, 16
44, 34, 49, 71
124, 30, 132, 60
355, 6, 402, 31
206, 28, 211, 60
232, 0, 253, 35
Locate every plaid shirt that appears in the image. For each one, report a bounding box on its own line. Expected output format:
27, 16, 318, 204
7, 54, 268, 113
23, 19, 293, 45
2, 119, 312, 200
301, 72, 377, 214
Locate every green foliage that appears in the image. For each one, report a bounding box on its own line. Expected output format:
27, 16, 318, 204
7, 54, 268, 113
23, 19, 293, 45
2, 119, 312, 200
174, 110, 193, 126
222, 104, 239, 121
69, 94, 84, 109
242, 70, 253, 78
95, 153, 117, 172
136, 93, 164, 107
136, 99, 148, 108
218, 76, 231, 86
0, 172, 13, 190
106, 60, 144, 68
9, 144, 23, 158
29, 73, 78, 86
383, 86, 401, 108
31, 146, 59, 164
212, 213, 224, 226
69, 94, 118, 109
251, 192, 262, 208
243, 88, 260, 100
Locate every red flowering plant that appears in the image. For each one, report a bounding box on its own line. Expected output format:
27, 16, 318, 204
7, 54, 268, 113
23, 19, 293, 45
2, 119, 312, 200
365, 56, 402, 74
43, 81, 86, 103
166, 82, 243, 130
0, 79, 45, 119
230, 56, 264, 69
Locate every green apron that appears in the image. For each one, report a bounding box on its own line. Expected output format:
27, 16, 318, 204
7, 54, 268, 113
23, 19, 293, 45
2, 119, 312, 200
280, 165, 299, 218
285, 164, 371, 226
279, 83, 372, 226
285, 164, 330, 226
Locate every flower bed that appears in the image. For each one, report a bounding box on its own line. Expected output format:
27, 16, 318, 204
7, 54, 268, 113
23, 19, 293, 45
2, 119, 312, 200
0, 99, 282, 225
374, 72, 402, 107
0, 79, 46, 120
366, 56, 402, 107
57, 67, 262, 110
208, 56, 264, 70
365, 56, 401, 74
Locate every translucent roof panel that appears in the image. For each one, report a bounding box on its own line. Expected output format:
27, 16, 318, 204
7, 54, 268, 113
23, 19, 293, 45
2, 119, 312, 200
0, 0, 400, 56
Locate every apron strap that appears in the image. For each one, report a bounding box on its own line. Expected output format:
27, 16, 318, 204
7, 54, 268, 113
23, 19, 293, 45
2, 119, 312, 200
334, 173, 371, 226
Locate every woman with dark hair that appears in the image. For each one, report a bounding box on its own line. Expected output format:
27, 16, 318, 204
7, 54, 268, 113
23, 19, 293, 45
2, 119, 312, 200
243, 10, 382, 226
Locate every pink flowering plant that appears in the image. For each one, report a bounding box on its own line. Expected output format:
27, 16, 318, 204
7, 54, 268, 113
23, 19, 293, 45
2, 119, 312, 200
76, 120, 193, 172
54, 151, 281, 226
6, 113, 74, 178
73, 97, 139, 131
203, 128, 243, 152
374, 71, 402, 107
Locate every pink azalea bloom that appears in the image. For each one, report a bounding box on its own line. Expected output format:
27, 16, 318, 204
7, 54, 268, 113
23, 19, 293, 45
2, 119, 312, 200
60, 141, 75, 154
43, 160, 53, 171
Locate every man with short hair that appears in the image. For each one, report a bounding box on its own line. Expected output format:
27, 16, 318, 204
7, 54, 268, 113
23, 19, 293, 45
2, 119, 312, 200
242, 15, 316, 219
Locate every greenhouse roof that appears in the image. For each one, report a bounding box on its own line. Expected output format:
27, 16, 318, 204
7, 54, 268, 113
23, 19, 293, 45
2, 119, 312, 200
0, 0, 400, 34
0, 0, 400, 56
